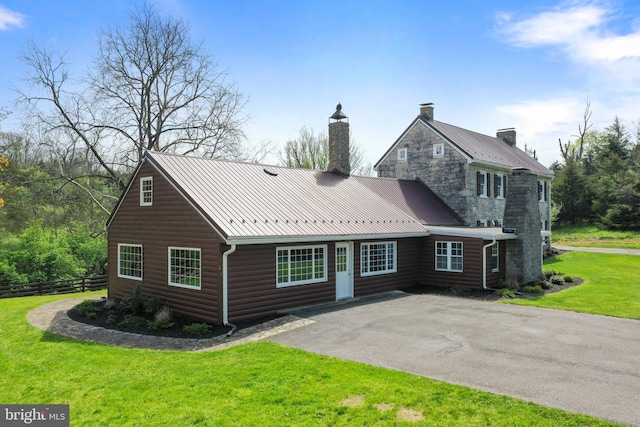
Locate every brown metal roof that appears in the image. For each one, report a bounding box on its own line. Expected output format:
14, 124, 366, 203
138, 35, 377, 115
145, 151, 463, 242
374, 116, 553, 177
425, 119, 553, 176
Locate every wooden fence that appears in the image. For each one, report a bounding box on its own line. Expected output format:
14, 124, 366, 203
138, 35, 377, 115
0, 275, 107, 299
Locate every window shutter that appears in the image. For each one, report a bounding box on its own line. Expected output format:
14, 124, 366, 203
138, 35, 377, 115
504, 175, 508, 198
537, 181, 541, 201
493, 174, 498, 198
476, 171, 481, 196
486, 173, 491, 197
476, 220, 481, 227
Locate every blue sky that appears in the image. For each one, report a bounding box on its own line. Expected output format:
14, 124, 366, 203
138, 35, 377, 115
1, 1, 640, 168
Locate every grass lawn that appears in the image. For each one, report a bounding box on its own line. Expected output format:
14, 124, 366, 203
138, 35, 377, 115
506, 252, 640, 320
553, 225, 640, 249
0, 292, 619, 426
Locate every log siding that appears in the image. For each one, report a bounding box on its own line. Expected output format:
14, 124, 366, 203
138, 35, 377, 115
108, 162, 224, 324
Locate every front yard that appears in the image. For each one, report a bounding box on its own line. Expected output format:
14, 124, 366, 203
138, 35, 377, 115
0, 285, 620, 426
507, 251, 640, 320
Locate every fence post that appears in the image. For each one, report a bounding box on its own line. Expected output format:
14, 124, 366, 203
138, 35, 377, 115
38, 282, 42, 296
82, 277, 86, 293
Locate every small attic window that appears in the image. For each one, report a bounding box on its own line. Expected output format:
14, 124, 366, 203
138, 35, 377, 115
397, 148, 407, 162
140, 177, 153, 206
433, 143, 444, 158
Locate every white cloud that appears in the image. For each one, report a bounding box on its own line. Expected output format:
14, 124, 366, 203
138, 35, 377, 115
0, 5, 24, 30
497, 2, 640, 62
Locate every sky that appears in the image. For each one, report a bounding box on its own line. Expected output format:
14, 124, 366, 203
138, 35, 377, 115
1, 0, 640, 169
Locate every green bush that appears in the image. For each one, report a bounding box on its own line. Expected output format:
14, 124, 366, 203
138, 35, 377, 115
563, 275, 574, 283
106, 313, 118, 324
76, 300, 99, 319
119, 315, 147, 328
495, 288, 516, 298
147, 318, 175, 330
124, 284, 145, 314
522, 285, 544, 294
182, 323, 212, 336
540, 281, 553, 290
550, 275, 564, 285
144, 296, 167, 315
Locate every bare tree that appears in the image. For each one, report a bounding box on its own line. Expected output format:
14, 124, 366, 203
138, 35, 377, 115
17, 2, 248, 193
279, 126, 368, 174
559, 100, 592, 162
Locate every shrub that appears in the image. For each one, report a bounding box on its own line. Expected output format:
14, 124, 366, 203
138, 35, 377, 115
144, 296, 167, 315
540, 281, 553, 290
522, 285, 544, 294
154, 306, 173, 323
147, 318, 175, 330
182, 323, 212, 336
550, 275, 564, 285
495, 288, 516, 298
124, 284, 145, 314
496, 278, 519, 290
563, 275, 574, 283
76, 300, 99, 319
106, 313, 118, 325
543, 269, 564, 279
119, 315, 147, 328
104, 298, 118, 310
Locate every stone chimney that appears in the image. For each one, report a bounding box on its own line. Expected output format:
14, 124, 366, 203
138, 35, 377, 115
328, 103, 350, 175
503, 168, 542, 284
497, 128, 516, 147
420, 103, 434, 121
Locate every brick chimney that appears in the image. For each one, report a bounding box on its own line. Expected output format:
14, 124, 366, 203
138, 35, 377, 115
328, 103, 350, 175
503, 168, 542, 284
420, 103, 434, 121
497, 128, 516, 147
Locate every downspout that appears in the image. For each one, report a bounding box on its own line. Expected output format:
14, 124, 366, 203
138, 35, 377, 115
222, 243, 237, 336
482, 237, 498, 290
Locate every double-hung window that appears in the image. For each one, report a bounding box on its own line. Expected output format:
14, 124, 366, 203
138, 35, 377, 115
433, 143, 444, 158
361, 241, 397, 276
495, 173, 504, 198
276, 245, 327, 287
140, 177, 153, 206
397, 148, 407, 161
477, 171, 488, 197
435, 242, 463, 272
491, 245, 499, 272
118, 244, 143, 280
169, 247, 201, 289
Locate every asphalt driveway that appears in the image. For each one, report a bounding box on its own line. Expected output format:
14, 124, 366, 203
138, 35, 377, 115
269, 292, 640, 426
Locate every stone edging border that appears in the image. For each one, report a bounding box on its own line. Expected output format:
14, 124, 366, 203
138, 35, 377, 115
26, 297, 315, 352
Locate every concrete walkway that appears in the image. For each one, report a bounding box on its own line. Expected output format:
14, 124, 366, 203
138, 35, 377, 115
555, 245, 640, 255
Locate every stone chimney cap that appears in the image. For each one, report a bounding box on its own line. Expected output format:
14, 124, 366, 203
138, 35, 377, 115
330, 103, 348, 122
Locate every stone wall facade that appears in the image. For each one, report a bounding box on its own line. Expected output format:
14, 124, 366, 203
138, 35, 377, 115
376, 120, 552, 229
377, 121, 469, 222
328, 121, 350, 175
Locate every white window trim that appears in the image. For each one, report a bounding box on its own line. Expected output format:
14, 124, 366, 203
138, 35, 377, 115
276, 244, 328, 288
140, 176, 153, 206
433, 143, 444, 158
491, 245, 500, 273
360, 241, 397, 277
495, 173, 505, 199
168, 246, 202, 290
397, 148, 408, 162
478, 171, 488, 198
117, 243, 143, 281
435, 241, 463, 272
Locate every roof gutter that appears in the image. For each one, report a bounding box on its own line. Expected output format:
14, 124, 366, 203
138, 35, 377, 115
222, 243, 237, 336
482, 237, 498, 290
225, 231, 429, 246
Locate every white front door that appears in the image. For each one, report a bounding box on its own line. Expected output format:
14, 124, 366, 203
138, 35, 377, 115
335, 242, 352, 300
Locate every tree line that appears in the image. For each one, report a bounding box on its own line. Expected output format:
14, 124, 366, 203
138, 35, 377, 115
551, 102, 640, 229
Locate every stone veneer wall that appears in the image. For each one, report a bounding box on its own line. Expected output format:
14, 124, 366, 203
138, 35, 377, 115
503, 169, 542, 284
376, 121, 469, 222
328, 121, 350, 175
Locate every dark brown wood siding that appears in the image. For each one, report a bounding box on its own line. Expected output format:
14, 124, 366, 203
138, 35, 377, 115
108, 161, 224, 324
485, 241, 507, 288
420, 235, 484, 289
353, 238, 422, 297
227, 242, 336, 322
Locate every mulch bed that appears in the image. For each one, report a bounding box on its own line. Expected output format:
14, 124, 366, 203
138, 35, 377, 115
68, 298, 282, 339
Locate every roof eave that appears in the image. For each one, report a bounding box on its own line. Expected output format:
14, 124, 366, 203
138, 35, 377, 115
226, 231, 430, 246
